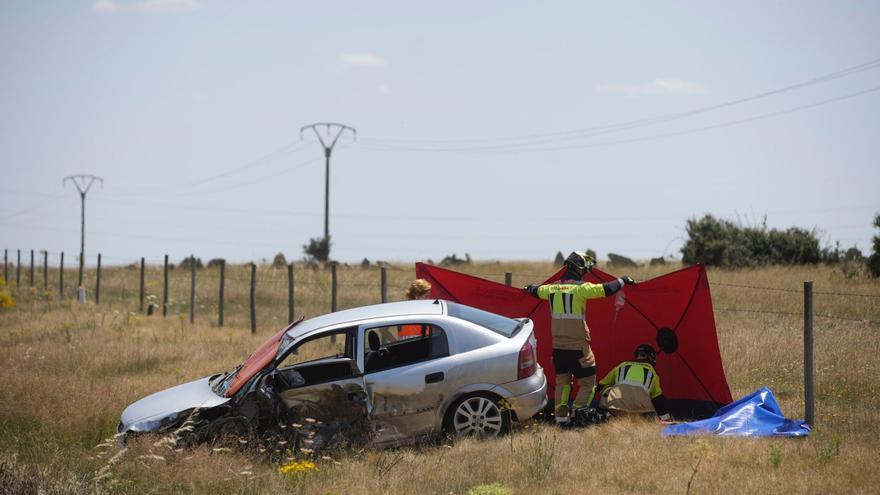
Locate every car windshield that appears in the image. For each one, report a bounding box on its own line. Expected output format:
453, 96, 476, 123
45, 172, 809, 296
446, 302, 523, 337
211, 319, 302, 397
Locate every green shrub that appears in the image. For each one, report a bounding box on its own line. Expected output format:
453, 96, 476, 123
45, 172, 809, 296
769, 444, 782, 469
869, 214, 880, 278
607, 252, 637, 267
816, 436, 842, 464
680, 214, 836, 267
303, 236, 331, 263
271, 253, 288, 268
179, 255, 203, 270
468, 483, 512, 495
554, 251, 564, 266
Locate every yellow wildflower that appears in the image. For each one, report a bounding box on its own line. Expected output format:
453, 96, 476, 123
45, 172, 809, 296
278, 459, 319, 476
0, 278, 15, 309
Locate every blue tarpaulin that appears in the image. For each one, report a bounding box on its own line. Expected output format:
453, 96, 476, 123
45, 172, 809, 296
662, 387, 811, 437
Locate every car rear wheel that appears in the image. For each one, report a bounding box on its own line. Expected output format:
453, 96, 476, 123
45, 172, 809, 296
445, 393, 510, 438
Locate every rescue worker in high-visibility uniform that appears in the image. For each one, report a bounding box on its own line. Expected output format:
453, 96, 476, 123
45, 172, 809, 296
524, 252, 636, 424
597, 344, 671, 420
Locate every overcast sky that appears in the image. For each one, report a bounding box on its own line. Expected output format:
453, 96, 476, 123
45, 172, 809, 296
1, 1, 878, 265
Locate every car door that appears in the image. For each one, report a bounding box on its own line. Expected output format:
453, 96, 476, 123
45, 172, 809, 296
273, 326, 372, 449
360, 321, 452, 445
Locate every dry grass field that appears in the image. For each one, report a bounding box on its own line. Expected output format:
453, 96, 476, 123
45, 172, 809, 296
1, 260, 878, 494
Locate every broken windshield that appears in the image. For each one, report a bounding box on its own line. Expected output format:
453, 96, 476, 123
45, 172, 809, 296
216, 319, 302, 398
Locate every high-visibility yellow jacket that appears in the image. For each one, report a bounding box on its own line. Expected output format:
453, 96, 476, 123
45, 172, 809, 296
536, 281, 607, 351
599, 361, 663, 399
598, 360, 668, 414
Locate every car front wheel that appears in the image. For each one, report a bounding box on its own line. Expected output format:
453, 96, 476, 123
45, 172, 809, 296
445, 393, 510, 438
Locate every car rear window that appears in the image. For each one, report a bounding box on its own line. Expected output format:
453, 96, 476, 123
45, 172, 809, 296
446, 302, 522, 337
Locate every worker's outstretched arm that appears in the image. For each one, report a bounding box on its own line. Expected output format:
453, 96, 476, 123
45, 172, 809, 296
600, 276, 636, 296
523, 284, 547, 299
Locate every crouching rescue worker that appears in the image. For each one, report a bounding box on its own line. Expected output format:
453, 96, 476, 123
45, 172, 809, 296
597, 344, 671, 421
523, 252, 635, 425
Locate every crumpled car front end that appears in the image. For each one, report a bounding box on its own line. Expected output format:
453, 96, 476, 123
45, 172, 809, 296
118, 375, 230, 434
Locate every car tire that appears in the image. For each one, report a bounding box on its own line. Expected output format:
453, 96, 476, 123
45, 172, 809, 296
443, 393, 511, 439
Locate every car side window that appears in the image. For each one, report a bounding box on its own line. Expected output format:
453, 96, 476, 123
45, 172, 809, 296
278, 330, 350, 369
274, 328, 356, 389
363, 324, 449, 373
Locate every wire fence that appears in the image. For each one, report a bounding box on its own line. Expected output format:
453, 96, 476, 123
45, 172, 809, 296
2, 248, 879, 331
711, 281, 880, 299
714, 307, 879, 324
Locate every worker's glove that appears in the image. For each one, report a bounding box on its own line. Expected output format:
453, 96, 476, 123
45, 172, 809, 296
523, 284, 540, 297
619, 276, 636, 285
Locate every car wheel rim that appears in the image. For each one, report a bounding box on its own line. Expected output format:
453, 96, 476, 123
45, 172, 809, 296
452, 397, 503, 437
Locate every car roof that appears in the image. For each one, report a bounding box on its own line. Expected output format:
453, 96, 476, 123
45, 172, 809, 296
284, 300, 446, 339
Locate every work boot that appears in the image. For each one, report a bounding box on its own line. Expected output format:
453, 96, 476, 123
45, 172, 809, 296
572, 406, 605, 426
554, 404, 570, 425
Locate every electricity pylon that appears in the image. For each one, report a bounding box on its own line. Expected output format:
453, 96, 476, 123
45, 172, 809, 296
300, 123, 356, 240
63, 174, 103, 287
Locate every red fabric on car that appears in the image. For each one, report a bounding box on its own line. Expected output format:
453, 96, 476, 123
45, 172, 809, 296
225, 326, 290, 397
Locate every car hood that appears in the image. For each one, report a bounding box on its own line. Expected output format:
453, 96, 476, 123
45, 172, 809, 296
119, 376, 230, 433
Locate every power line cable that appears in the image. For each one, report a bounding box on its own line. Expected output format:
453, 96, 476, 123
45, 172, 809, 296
361, 57, 880, 147
0, 192, 66, 220
4, 191, 874, 227
355, 84, 880, 153
105, 156, 321, 200
112, 141, 307, 195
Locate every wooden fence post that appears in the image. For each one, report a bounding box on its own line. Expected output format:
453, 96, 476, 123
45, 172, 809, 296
331, 263, 338, 313
59, 252, 64, 299
29, 249, 34, 287
249, 263, 257, 334
505, 272, 512, 286
218, 259, 225, 327
330, 263, 338, 343
189, 256, 196, 324
16, 249, 21, 287
139, 257, 145, 313
162, 255, 169, 317
95, 253, 102, 304
43, 250, 48, 294
287, 263, 295, 324
380, 266, 387, 303
804, 281, 815, 426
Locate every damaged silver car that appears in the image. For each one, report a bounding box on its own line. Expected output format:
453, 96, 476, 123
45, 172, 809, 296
118, 299, 547, 449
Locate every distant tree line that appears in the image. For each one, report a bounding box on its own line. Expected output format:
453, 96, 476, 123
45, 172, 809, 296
680, 214, 880, 272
